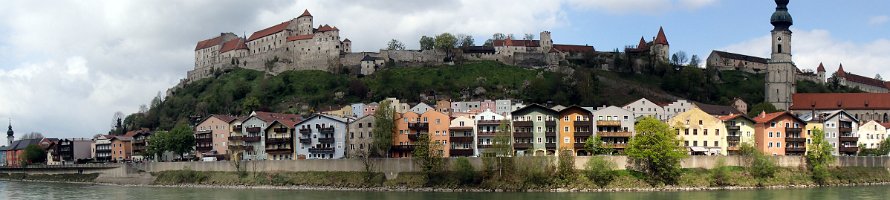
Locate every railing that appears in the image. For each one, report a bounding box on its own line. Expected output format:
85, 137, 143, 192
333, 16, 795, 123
266, 149, 293, 154
266, 137, 292, 144
449, 126, 474, 131
726, 125, 740, 130
598, 132, 632, 138
319, 127, 335, 134
512, 121, 533, 127
477, 144, 493, 149
196, 146, 213, 151
273, 127, 289, 133
785, 127, 802, 134
195, 137, 213, 143
408, 134, 420, 141
308, 147, 335, 154
840, 136, 858, 142
513, 143, 532, 149
545, 131, 557, 137
196, 129, 212, 134
785, 146, 806, 152
228, 136, 243, 141
839, 146, 859, 153
727, 136, 741, 141
477, 120, 502, 125
299, 138, 311, 143
299, 128, 312, 135
476, 131, 496, 137
513, 131, 533, 138
785, 137, 805, 143
408, 122, 429, 130
449, 136, 474, 143
839, 127, 853, 133
597, 120, 621, 127
242, 135, 261, 142
574, 143, 586, 149
575, 131, 592, 137
392, 145, 416, 151
246, 127, 261, 133
318, 138, 335, 143
545, 143, 556, 149
574, 120, 591, 124
604, 143, 627, 148
545, 121, 556, 127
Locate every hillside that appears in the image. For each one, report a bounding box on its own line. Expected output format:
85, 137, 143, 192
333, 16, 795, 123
125, 61, 857, 131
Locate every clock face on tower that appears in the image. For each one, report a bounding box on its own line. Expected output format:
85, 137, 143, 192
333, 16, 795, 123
777, 37, 782, 41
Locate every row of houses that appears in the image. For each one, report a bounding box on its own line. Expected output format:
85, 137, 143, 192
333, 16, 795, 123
0, 128, 151, 167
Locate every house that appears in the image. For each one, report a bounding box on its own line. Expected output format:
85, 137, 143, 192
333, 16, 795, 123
663, 100, 693, 120
694, 103, 742, 116
732, 98, 748, 114
70, 138, 93, 163
753, 112, 807, 156
592, 106, 635, 154
360, 55, 385, 75
790, 93, 890, 123
346, 115, 375, 158
392, 110, 450, 157
56, 139, 75, 164
511, 104, 558, 156
410, 102, 434, 114
475, 109, 505, 156
434, 100, 452, 115
295, 114, 347, 159
93, 135, 113, 162
364, 102, 379, 116
623, 98, 666, 121
668, 107, 727, 155
494, 99, 513, 117
719, 114, 756, 155
110, 136, 133, 162
0, 146, 6, 166
265, 119, 298, 160
195, 115, 238, 159
558, 106, 593, 156
129, 129, 152, 161
236, 111, 301, 160
857, 120, 888, 150
351, 103, 365, 118
819, 110, 860, 156
449, 116, 476, 157
4, 139, 41, 166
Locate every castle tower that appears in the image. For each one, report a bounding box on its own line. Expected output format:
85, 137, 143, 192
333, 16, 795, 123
7, 119, 14, 145
539, 31, 553, 53
296, 9, 314, 35
651, 26, 670, 62
816, 62, 826, 83
765, 0, 796, 110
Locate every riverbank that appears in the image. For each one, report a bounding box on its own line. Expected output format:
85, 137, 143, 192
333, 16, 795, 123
6, 166, 888, 193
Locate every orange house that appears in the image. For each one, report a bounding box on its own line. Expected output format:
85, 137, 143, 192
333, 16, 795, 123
423, 110, 451, 157
558, 106, 593, 155
753, 111, 806, 156
110, 136, 133, 162
391, 110, 451, 158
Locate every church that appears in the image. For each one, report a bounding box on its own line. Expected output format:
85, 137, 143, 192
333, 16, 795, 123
765, 0, 797, 110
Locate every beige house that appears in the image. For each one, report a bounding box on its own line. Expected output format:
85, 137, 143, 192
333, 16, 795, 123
669, 107, 728, 155
858, 120, 888, 150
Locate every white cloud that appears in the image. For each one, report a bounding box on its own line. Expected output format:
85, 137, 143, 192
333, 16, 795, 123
719, 29, 890, 80
869, 15, 889, 26
565, 0, 717, 14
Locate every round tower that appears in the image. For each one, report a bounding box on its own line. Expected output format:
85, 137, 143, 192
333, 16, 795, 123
765, 0, 796, 110
539, 31, 552, 53
297, 9, 314, 35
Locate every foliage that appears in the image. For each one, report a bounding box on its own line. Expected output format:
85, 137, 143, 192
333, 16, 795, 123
434, 33, 457, 52
584, 135, 611, 155
625, 117, 687, 186
22, 144, 46, 165
386, 39, 405, 50
241, 96, 260, 115
514, 156, 554, 188
371, 100, 395, 157
491, 119, 513, 157
858, 138, 890, 156
710, 157, 731, 186
806, 128, 835, 185
412, 133, 444, 184
555, 150, 576, 184
749, 150, 777, 186
419, 36, 435, 50
585, 156, 616, 188
20, 132, 44, 140
748, 102, 780, 117
453, 157, 477, 185
146, 123, 195, 160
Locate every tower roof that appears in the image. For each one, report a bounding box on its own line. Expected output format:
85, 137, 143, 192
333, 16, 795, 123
837, 63, 845, 75
770, 0, 793, 31
637, 37, 648, 49
816, 62, 825, 72
654, 26, 669, 45
6, 120, 13, 137
300, 9, 312, 17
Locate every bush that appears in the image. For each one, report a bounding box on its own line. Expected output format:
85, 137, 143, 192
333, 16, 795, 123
710, 158, 731, 187
514, 156, 554, 188
811, 165, 830, 185
556, 151, 576, 184
585, 156, 616, 188
454, 157, 477, 185
749, 153, 776, 186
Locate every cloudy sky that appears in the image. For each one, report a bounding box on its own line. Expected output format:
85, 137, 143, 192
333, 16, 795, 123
1, 0, 888, 142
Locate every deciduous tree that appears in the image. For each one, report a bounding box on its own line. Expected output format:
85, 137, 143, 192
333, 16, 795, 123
625, 117, 687, 186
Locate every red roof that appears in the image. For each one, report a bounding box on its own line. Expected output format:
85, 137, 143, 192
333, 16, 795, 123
268, 119, 298, 129
195, 35, 224, 50
552, 44, 594, 53
211, 114, 239, 123
653, 26, 668, 45
637, 37, 648, 50
791, 93, 890, 110
219, 38, 248, 53
492, 39, 540, 47
752, 111, 800, 124
835, 63, 886, 88
253, 111, 302, 123
247, 21, 289, 41
287, 34, 314, 41
816, 62, 825, 72
317, 25, 338, 32
300, 9, 312, 17
881, 122, 890, 129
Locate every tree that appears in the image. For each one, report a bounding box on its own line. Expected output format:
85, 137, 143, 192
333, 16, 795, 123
523, 33, 535, 40
150, 91, 163, 109
419, 36, 435, 50
454, 157, 476, 185
585, 156, 616, 188
20, 132, 44, 140
386, 39, 406, 50
806, 128, 835, 185
689, 55, 701, 67
584, 135, 611, 155
491, 33, 506, 41
876, 74, 883, 81
556, 150, 576, 184
168, 123, 196, 160
625, 116, 688, 186
112, 111, 125, 135
413, 133, 444, 183
710, 157, 731, 186
241, 96, 260, 114
748, 102, 780, 117
672, 51, 688, 65
434, 33, 458, 52
458, 34, 474, 47
21, 144, 46, 165
371, 100, 395, 157
492, 119, 513, 157
146, 130, 170, 160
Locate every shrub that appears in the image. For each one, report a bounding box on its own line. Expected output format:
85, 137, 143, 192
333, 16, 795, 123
749, 153, 776, 186
811, 164, 830, 185
710, 158, 731, 187
585, 156, 616, 188
454, 157, 477, 185
514, 156, 554, 188
556, 150, 576, 184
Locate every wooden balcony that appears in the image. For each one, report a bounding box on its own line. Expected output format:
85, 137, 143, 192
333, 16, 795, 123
840, 136, 858, 142
574, 143, 586, 149
266, 149, 293, 155
477, 144, 493, 149
299, 138, 311, 144
785, 137, 805, 143
449, 136, 474, 143
408, 122, 429, 130
246, 127, 261, 133
604, 143, 627, 149
450, 149, 474, 157
319, 127, 335, 134
598, 131, 632, 138
839, 127, 853, 133
839, 146, 859, 153
195, 137, 212, 143
727, 135, 741, 142
408, 133, 420, 141
392, 144, 416, 152
785, 127, 802, 134
308, 147, 335, 154
266, 138, 292, 145
545, 131, 557, 137
477, 120, 502, 125
273, 127, 289, 133
513, 143, 532, 149
513, 131, 533, 138
726, 125, 740, 131
574, 120, 591, 124
228, 144, 253, 151
513, 121, 533, 127
318, 138, 335, 144
785, 146, 806, 153
242, 135, 261, 142
727, 146, 740, 151
196, 146, 213, 152
476, 131, 496, 137
545, 143, 556, 149
228, 135, 242, 141
234, 125, 243, 131
597, 120, 621, 127
575, 131, 592, 137
196, 129, 212, 134
545, 121, 556, 127
450, 126, 474, 131
299, 128, 311, 135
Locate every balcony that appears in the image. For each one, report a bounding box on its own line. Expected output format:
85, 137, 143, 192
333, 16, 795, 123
408, 122, 429, 130
513, 143, 532, 149
266, 138, 292, 145
477, 144, 493, 149
477, 120, 502, 125
318, 138, 335, 143
196, 137, 212, 143
839, 127, 853, 133
196, 129, 212, 134
246, 127, 261, 133
598, 132, 632, 138
840, 136, 858, 142
785, 127, 802, 134
727, 146, 740, 151
514, 131, 533, 138
234, 125, 243, 131
545, 143, 556, 149
575, 131, 593, 137
785, 146, 806, 153
266, 149, 293, 154
196, 146, 213, 152
242, 135, 261, 142
545, 131, 557, 137
513, 121, 533, 127
574, 120, 591, 124
450, 149, 474, 157
450, 126, 474, 131
299, 138, 311, 143
785, 137, 805, 143
299, 128, 312, 135
545, 121, 556, 127
477, 131, 496, 137
227, 144, 253, 151
839, 146, 859, 153
408, 134, 420, 141
726, 125, 740, 131
308, 147, 335, 154
228, 135, 243, 141
727, 135, 741, 142
597, 120, 621, 127
392, 144, 416, 152
319, 127, 335, 134
604, 143, 627, 149
449, 136, 474, 143
574, 143, 586, 149
96, 149, 112, 153
273, 127, 289, 133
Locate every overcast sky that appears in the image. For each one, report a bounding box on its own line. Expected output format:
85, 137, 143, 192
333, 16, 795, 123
1, 0, 888, 142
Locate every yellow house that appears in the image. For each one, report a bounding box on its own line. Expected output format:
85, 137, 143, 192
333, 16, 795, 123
805, 120, 823, 148
719, 114, 755, 155
669, 107, 727, 155
322, 105, 353, 118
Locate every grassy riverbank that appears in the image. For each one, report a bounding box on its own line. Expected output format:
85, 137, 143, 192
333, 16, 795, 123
0, 173, 99, 182
148, 167, 890, 191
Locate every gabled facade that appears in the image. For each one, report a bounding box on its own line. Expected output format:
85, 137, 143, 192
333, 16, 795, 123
511, 104, 558, 156
857, 120, 888, 150
410, 102, 434, 114
265, 119, 297, 160
669, 108, 727, 155
821, 110, 860, 156
593, 106, 635, 154
295, 115, 347, 159
347, 115, 375, 158
558, 106, 593, 156
236, 111, 301, 160
719, 114, 756, 155
195, 115, 237, 158
93, 135, 113, 162
449, 116, 476, 157
753, 112, 807, 156
623, 98, 666, 121
475, 109, 505, 156
110, 136, 133, 162
663, 100, 693, 120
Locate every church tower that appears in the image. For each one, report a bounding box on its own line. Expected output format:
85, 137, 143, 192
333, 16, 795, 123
7, 119, 14, 145
765, 0, 797, 110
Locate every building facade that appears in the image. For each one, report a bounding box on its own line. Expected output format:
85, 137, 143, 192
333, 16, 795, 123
265, 120, 297, 160
719, 114, 756, 155
765, 0, 797, 110
194, 115, 237, 158
475, 110, 505, 156
557, 106, 593, 155
623, 98, 666, 121
593, 106, 636, 154
857, 120, 888, 150
669, 108, 728, 155
511, 104, 558, 156
295, 115, 347, 159
753, 112, 806, 156
346, 115, 375, 158
449, 116, 476, 157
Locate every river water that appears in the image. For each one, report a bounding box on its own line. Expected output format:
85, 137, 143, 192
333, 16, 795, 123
0, 181, 888, 200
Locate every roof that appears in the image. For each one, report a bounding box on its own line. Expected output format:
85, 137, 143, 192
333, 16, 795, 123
558, 105, 593, 115
295, 114, 348, 126
718, 114, 754, 123
300, 9, 312, 17
753, 111, 804, 124
361, 55, 382, 62
492, 39, 540, 47
511, 104, 557, 115
195, 35, 224, 50
111, 136, 133, 142
711, 50, 768, 64
816, 62, 826, 72
267, 119, 298, 129
219, 38, 248, 53
552, 44, 594, 53
7, 139, 42, 150
791, 93, 890, 110
286, 34, 314, 41
247, 21, 289, 41
199, 114, 239, 125
637, 37, 648, 50
317, 25, 338, 32
881, 123, 890, 129
653, 26, 669, 45
343, 38, 351, 42
835, 64, 887, 89
252, 111, 302, 123
694, 103, 741, 116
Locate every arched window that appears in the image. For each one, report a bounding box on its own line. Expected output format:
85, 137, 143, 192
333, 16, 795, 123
777, 44, 783, 53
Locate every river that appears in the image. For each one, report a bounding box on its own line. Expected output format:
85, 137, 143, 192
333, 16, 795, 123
0, 181, 888, 200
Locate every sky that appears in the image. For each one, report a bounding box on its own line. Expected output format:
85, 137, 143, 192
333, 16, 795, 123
0, 0, 888, 142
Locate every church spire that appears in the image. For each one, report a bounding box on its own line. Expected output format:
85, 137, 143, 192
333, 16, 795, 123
6, 119, 12, 137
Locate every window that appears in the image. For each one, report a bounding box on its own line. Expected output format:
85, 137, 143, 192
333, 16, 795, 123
714, 141, 719, 147
777, 132, 781, 137
777, 142, 781, 148
769, 132, 773, 137
703, 141, 708, 147
699, 120, 703, 125
564, 127, 569, 132
704, 129, 708, 135
564, 137, 570, 143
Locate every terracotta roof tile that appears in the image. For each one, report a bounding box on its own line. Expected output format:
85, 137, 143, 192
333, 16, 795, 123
552, 44, 594, 53
219, 38, 248, 53
835, 64, 886, 88
287, 34, 314, 41
253, 111, 302, 123
753, 111, 791, 124
492, 39, 540, 47
816, 62, 825, 72
791, 93, 890, 110
247, 21, 289, 41
195, 35, 224, 51
637, 37, 648, 50
317, 25, 336, 32
300, 9, 312, 17
881, 122, 890, 129
654, 26, 669, 45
